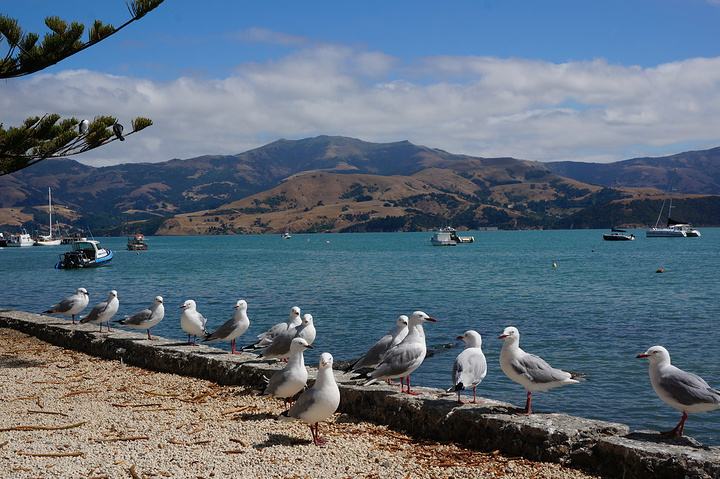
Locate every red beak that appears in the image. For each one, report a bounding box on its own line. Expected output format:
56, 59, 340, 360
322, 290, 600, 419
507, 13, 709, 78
636, 353, 649, 358
498, 334, 508, 339
456, 335, 464, 340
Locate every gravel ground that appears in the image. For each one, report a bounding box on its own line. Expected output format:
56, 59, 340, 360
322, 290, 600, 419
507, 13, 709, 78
0, 329, 599, 479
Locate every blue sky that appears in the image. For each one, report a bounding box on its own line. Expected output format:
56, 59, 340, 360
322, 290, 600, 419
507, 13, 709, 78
2, 0, 720, 164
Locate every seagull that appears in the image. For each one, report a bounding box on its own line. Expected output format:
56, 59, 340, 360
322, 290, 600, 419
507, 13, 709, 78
279, 352, 340, 446
116, 296, 165, 340
204, 299, 250, 354
349, 315, 408, 373
448, 330, 487, 404
637, 345, 720, 438
295, 313, 316, 346
113, 122, 125, 141
258, 311, 313, 361
353, 311, 437, 395
499, 326, 582, 414
180, 299, 208, 345
79, 290, 119, 332
78, 119, 89, 135
244, 306, 301, 351
263, 337, 312, 405
43, 287, 89, 324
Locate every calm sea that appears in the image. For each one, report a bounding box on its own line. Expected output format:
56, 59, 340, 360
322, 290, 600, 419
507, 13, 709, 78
1, 230, 719, 443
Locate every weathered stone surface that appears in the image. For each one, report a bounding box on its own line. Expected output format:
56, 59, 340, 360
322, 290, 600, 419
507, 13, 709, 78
591, 433, 720, 479
2, 309, 720, 479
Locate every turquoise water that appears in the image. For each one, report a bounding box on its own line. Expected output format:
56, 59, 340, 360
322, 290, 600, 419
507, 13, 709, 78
1, 230, 719, 443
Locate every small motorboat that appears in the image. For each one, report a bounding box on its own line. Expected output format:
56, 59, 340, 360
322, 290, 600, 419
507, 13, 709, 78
127, 233, 149, 251
602, 227, 635, 241
282, 231, 292, 239
55, 239, 113, 269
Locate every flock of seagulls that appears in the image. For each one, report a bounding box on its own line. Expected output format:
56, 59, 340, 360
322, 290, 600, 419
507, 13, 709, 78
41, 287, 720, 444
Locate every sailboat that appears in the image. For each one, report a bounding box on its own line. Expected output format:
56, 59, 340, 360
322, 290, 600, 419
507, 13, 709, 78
34, 188, 62, 246
645, 197, 701, 238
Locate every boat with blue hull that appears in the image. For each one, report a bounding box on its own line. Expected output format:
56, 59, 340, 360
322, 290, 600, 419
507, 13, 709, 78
55, 240, 113, 269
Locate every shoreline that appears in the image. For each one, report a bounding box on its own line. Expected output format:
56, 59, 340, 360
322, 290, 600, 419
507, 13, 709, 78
1, 310, 719, 478
0, 327, 596, 479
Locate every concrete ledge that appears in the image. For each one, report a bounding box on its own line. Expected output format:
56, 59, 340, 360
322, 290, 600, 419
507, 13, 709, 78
2, 310, 719, 478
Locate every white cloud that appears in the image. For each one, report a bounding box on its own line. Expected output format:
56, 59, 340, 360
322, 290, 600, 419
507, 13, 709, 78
2, 44, 720, 166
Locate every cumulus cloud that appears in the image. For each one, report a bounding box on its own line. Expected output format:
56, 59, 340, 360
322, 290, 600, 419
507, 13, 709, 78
1, 43, 719, 166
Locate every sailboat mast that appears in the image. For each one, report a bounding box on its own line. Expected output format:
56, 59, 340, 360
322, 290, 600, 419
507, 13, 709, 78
48, 187, 53, 238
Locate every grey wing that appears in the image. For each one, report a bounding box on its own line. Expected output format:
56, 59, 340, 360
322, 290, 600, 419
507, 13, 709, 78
264, 368, 290, 396
351, 334, 393, 371
372, 342, 424, 378
659, 368, 720, 406
511, 354, 570, 384
287, 387, 320, 419
262, 331, 293, 356
48, 297, 76, 313
80, 301, 107, 324
120, 308, 152, 326
198, 313, 208, 331
206, 317, 237, 341
452, 357, 462, 386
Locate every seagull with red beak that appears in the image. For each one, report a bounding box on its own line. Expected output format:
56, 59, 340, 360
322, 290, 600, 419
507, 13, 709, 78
499, 326, 582, 414
637, 345, 720, 438
353, 311, 437, 395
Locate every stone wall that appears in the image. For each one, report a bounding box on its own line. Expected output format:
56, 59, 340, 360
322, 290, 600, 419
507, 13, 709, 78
1, 310, 718, 478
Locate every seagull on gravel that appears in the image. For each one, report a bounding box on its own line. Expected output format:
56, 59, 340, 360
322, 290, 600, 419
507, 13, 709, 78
637, 345, 720, 438
448, 330, 487, 404
204, 299, 251, 354
79, 290, 119, 332
263, 337, 312, 406
279, 352, 340, 446
44, 287, 89, 324
499, 326, 582, 414
116, 296, 165, 340
180, 299, 208, 345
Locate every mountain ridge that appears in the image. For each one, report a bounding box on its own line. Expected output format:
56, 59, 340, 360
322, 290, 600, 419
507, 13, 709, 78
1, 136, 719, 234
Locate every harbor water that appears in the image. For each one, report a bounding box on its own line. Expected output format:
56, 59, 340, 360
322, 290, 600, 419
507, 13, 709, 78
1, 229, 719, 443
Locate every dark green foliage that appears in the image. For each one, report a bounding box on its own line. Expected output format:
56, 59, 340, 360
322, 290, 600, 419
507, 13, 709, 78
0, 2, 162, 175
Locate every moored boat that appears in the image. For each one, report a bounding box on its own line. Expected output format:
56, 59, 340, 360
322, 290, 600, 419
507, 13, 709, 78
127, 233, 149, 251
430, 227, 474, 246
35, 188, 62, 246
646, 197, 700, 238
55, 240, 113, 269
6, 229, 34, 247
602, 227, 635, 241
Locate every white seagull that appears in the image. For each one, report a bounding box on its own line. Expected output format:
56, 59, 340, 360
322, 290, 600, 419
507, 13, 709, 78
44, 287, 89, 324
259, 312, 315, 361
79, 290, 119, 332
245, 306, 301, 350
280, 352, 340, 446
78, 119, 89, 135
356, 311, 437, 395
180, 299, 208, 345
448, 330, 487, 404
349, 315, 409, 373
204, 299, 251, 354
499, 326, 582, 414
263, 337, 312, 405
116, 296, 165, 340
637, 345, 720, 437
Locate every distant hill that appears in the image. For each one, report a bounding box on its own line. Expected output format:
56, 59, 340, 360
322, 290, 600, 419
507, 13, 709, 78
1, 136, 719, 234
547, 147, 720, 194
